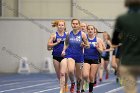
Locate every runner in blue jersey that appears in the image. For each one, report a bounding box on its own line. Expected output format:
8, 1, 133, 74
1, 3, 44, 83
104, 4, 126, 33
47, 20, 68, 93
80, 22, 89, 92
82, 25, 103, 93
61, 19, 89, 93
80, 22, 87, 33
92, 28, 106, 87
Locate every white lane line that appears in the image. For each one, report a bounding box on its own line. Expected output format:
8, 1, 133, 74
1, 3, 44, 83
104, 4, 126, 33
34, 87, 60, 93
0, 82, 55, 93
1, 78, 56, 83
33, 84, 71, 93
34, 80, 115, 93
1, 76, 56, 83
0, 79, 57, 87
94, 82, 114, 89
0, 82, 23, 87
0, 78, 43, 82
105, 87, 123, 93
1, 79, 30, 82
105, 80, 140, 93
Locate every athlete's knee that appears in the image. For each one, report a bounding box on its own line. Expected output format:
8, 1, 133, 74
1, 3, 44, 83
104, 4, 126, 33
89, 76, 94, 82
100, 66, 104, 70
77, 78, 82, 82
89, 74, 95, 81
76, 75, 82, 80
83, 74, 89, 80
69, 70, 74, 75
60, 72, 65, 77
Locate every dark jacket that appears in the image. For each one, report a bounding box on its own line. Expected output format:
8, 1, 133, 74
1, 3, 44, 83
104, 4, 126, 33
112, 7, 140, 66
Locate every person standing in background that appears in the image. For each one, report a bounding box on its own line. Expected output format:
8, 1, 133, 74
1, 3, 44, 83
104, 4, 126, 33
112, 0, 140, 93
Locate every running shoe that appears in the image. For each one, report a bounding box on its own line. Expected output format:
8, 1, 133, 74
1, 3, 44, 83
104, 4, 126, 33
70, 83, 75, 93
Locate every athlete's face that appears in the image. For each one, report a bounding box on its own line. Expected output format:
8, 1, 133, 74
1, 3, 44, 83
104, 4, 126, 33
80, 23, 87, 33
58, 22, 65, 31
87, 26, 95, 36
103, 33, 108, 40
72, 20, 80, 31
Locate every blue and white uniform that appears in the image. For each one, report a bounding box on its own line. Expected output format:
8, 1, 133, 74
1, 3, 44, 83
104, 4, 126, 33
65, 31, 84, 63
52, 32, 66, 62
84, 36, 100, 64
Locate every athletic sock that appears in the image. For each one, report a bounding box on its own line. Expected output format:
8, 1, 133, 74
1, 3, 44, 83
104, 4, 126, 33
89, 82, 94, 92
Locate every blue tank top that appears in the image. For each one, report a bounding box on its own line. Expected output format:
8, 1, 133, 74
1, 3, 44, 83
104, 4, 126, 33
52, 32, 66, 57
84, 36, 100, 60
66, 31, 83, 56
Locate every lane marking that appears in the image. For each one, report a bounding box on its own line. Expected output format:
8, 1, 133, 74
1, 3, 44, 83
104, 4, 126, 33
33, 85, 71, 93
105, 87, 123, 93
0, 79, 57, 87
94, 82, 114, 89
34, 80, 115, 93
0, 82, 56, 93
105, 80, 140, 93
